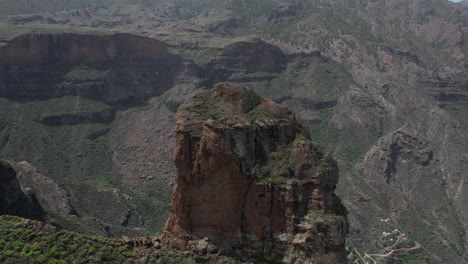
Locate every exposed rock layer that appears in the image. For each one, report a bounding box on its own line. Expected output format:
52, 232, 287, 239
38, 108, 116, 126
164, 83, 347, 263
0, 33, 184, 102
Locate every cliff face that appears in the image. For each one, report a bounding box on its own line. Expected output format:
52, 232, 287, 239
205, 39, 287, 84
0, 33, 185, 102
0, 160, 21, 214
164, 83, 347, 263
14, 161, 71, 215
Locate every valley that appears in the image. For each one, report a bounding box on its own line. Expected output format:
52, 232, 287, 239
0, 0, 467, 263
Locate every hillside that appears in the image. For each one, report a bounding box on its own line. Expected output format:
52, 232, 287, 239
0, 0, 467, 263
0, 215, 204, 264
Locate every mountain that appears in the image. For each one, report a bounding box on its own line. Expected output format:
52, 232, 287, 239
163, 83, 348, 263
459, 0, 468, 7
0, 0, 467, 263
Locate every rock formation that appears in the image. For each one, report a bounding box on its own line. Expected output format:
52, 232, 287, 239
0, 160, 21, 214
163, 83, 348, 263
0, 33, 190, 102
359, 129, 433, 184
14, 161, 72, 215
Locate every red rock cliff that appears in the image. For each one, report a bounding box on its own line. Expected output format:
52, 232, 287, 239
163, 83, 348, 263
0, 33, 168, 65
0, 32, 187, 102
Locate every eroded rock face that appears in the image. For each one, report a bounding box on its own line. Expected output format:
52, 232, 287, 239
164, 83, 347, 263
359, 129, 433, 184
0, 33, 185, 102
0, 160, 21, 214
14, 161, 72, 215
206, 39, 287, 84
38, 108, 116, 126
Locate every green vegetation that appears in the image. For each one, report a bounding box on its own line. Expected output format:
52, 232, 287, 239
0, 215, 209, 264
180, 91, 228, 122
0, 97, 114, 182
164, 99, 184, 113
255, 138, 294, 186
155, 255, 197, 264
0, 96, 170, 237
319, 161, 332, 173
168, 48, 220, 65
0, 215, 136, 264
246, 107, 275, 123
384, 248, 434, 264
225, 0, 279, 21
55, 66, 108, 94
35, 96, 112, 120
127, 183, 172, 234
0, 0, 112, 16
0, 159, 12, 169
346, 242, 367, 264
63, 66, 108, 82
257, 176, 288, 186
307, 209, 345, 223
0, 23, 110, 40
256, 134, 332, 186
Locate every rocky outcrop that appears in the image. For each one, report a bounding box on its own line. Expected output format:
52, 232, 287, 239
359, 129, 433, 184
14, 161, 72, 215
0, 160, 21, 214
0, 33, 187, 102
38, 107, 116, 126
20, 218, 58, 233
206, 39, 287, 84
163, 83, 348, 263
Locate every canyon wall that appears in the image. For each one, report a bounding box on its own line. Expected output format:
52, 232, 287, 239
0, 33, 186, 102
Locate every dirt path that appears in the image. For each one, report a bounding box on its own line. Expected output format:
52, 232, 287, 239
368, 250, 395, 258
365, 240, 422, 264
401, 241, 422, 251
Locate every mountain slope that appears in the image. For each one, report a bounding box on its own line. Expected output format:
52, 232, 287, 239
0, 0, 466, 263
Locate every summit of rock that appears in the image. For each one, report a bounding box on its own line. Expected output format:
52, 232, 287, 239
175, 83, 304, 134
164, 83, 348, 263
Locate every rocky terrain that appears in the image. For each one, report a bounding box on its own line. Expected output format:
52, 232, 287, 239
0, 84, 348, 264
163, 83, 347, 263
0, 0, 467, 263
0, 215, 172, 264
